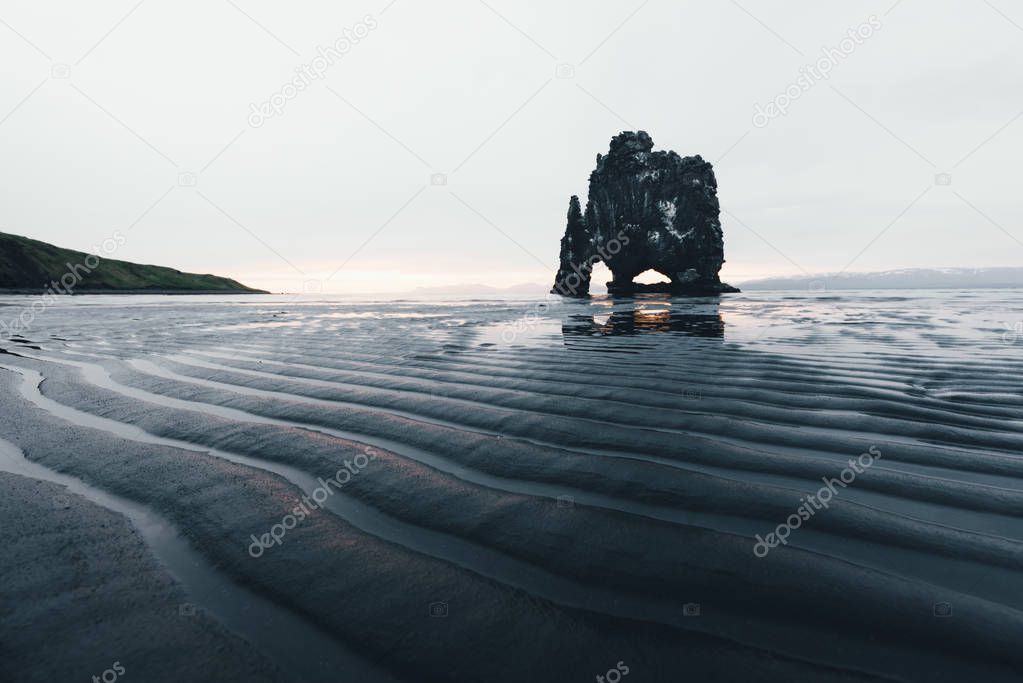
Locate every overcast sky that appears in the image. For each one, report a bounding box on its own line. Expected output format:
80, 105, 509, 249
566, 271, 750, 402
1, 0, 1021, 293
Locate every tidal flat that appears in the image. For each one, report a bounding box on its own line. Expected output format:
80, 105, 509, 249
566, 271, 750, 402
1, 290, 1022, 682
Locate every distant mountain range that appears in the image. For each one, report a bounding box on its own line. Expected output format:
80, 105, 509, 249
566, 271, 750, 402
413, 268, 1023, 295
738, 268, 1023, 291
0, 232, 266, 293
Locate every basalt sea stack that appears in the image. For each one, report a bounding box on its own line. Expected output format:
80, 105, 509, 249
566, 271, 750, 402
552, 131, 738, 296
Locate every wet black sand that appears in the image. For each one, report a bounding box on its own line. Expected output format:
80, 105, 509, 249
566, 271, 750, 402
1, 291, 1021, 681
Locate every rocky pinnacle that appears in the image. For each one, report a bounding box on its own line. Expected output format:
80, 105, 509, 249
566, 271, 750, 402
551, 131, 739, 296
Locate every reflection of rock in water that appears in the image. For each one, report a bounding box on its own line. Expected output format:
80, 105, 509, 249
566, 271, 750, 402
563, 309, 725, 339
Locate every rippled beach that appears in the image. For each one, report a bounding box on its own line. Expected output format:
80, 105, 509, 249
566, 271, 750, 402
2, 290, 1022, 682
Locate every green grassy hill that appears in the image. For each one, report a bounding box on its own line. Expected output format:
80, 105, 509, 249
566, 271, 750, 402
0, 232, 267, 293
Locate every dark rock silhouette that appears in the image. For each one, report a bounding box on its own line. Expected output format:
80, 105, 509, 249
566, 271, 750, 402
551, 131, 738, 296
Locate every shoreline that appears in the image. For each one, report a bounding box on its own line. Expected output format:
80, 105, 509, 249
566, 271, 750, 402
0, 288, 271, 295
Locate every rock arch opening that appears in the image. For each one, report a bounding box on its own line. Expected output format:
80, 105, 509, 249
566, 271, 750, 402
589, 261, 613, 291
633, 269, 666, 285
